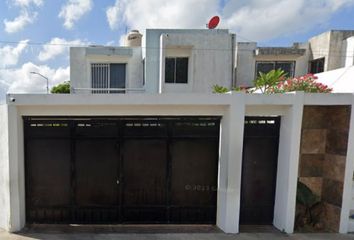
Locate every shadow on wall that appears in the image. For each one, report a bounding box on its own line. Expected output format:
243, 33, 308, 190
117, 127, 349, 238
295, 106, 351, 232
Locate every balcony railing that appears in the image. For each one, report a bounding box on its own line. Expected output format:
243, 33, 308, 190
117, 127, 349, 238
72, 88, 146, 94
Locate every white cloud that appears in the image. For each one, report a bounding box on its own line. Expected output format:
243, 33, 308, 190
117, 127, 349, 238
13, 0, 43, 7
3, 10, 37, 33
222, 0, 354, 41
106, 0, 219, 31
38, 37, 87, 61
106, 0, 354, 42
106, 0, 123, 30
59, 0, 93, 29
0, 62, 70, 96
0, 40, 29, 68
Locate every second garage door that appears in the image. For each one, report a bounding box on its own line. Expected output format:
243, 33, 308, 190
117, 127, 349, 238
24, 117, 220, 224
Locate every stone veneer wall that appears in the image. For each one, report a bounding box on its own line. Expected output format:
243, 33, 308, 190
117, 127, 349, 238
297, 105, 351, 232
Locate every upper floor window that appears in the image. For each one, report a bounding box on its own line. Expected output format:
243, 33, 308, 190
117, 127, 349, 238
309, 58, 325, 74
255, 61, 295, 78
91, 63, 126, 93
165, 57, 188, 84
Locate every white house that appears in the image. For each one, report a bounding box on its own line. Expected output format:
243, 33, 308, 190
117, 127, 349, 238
71, 29, 236, 94
1, 28, 354, 236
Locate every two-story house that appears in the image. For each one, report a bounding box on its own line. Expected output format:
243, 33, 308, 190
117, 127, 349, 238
70, 29, 236, 94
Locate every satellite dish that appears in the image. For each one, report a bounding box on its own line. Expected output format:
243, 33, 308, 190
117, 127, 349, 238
207, 16, 220, 29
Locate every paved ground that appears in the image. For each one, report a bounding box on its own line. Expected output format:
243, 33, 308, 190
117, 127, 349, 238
2, 232, 354, 240
1, 225, 354, 240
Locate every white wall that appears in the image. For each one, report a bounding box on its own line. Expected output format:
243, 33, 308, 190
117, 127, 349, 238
2, 93, 354, 234
0, 105, 10, 231
344, 37, 354, 67
70, 47, 143, 93
160, 33, 234, 93
272, 94, 304, 232
235, 42, 257, 87
145, 29, 234, 94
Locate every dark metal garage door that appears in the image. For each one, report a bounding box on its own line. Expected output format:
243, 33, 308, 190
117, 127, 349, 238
24, 117, 220, 224
240, 116, 280, 225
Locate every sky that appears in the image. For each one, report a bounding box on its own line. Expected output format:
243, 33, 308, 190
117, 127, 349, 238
0, 0, 354, 102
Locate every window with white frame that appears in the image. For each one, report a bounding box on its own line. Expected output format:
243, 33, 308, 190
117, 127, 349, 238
165, 57, 188, 84
91, 63, 126, 93
255, 61, 295, 78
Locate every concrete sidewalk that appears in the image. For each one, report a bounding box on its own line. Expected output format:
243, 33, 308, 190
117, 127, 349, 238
1, 232, 354, 240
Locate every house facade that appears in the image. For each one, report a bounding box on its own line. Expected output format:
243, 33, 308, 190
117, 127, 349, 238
71, 29, 236, 94
1, 28, 354, 235
236, 30, 354, 87
70, 29, 354, 94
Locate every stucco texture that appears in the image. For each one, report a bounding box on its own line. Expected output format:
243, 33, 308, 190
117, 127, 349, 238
0, 105, 10, 231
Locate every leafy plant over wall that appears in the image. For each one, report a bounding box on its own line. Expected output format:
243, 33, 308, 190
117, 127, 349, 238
269, 74, 332, 93
253, 69, 287, 93
212, 72, 332, 94
212, 85, 249, 93
212, 84, 230, 93
51, 81, 70, 94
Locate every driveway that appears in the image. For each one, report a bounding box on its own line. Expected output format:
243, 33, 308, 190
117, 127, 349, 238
1, 232, 354, 240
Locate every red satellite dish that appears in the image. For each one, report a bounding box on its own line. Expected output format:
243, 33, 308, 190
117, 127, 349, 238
207, 16, 220, 29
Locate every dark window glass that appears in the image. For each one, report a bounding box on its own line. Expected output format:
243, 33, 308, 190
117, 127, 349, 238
309, 58, 325, 74
275, 62, 294, 77
165, 58, 175, 83
256, 62, 274, 76
176, 58, 188, 83
165, 57, 188, 84
110, 64, 126, 89
256, 61, 295, 77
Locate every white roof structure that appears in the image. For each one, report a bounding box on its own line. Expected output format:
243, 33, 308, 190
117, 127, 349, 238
315, 66, 354, 93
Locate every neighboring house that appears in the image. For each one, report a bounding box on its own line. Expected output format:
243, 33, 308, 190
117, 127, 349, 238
236, 30, 354, 87
71, 29, 236, 94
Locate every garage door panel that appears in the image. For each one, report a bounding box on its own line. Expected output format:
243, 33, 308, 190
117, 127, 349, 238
27, 139, 71, 207
170, 139, 218, 223
122, 207, 167, 223
122, 139, 167, 222
25, 117, 220, 225
75, 121, 118, 137
240, 117, 280, 225
171, 140, 218, 206
72, 208, 120, 224
75, 139, 119, 206
123, 140, 167, 205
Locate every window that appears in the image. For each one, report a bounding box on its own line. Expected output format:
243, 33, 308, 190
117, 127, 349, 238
255, 61, 295, 78
165, 57, 188, 84
91, 63, 126, 93
309, 58, 325, 74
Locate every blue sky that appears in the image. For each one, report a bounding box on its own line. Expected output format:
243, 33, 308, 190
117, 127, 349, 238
0, 0, 354, 101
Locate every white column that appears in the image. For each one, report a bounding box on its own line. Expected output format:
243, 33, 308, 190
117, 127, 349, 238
273, 92, 304, 233
217, 93, 245, 233
158, 34, 167, 94
0, 105, 10, 231
7, 105, 25, 232
339, 94, 354, 233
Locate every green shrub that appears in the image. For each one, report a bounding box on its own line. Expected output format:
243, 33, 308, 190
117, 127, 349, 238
51, 81, 70, 94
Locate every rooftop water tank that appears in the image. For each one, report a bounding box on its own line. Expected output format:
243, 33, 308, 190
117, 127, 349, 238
125, 30, 142, 47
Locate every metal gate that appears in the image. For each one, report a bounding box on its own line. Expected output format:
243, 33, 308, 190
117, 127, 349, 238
240, 116, 280, 225
24, 117, 220, 224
